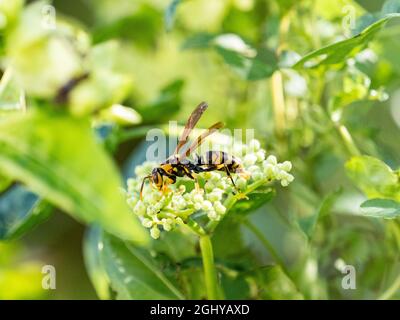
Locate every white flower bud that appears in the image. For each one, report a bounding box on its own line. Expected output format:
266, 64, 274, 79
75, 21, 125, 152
150, 226, 160, 239
248, 139, 261, 151
266, 155, 277, 165
202, 200, 213, 212
193, 193, 204, 204
207, 210, 218, 220
256, 150, 266, 162
236, 177, 247, 190
162, 219, 172, 231
252, 171, 264, 181
214, 201, 226, 215
134, 201, 146, 216
207, 188, 224, 202
243, 154, 258, 166
281, 179, 289, 187
126, 196, 138, 209
142, 218, 153, 228
281, 161, 292, 172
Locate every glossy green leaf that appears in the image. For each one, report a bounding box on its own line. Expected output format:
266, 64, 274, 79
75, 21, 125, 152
0, 184, 52, 240
360, 198, 400, 219
0, 109, 149, 244
346, 155, 400, 200
100, 232, 184, 300
294, 14, 400, 69
83, 225, 111, 300
165, 0, 182, 31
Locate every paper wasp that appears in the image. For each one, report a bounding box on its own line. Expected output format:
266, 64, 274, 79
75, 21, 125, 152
140, 102, 248, 199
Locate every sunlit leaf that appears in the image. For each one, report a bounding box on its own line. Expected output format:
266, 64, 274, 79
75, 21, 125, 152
360, 198, 400, 219
83, 225, 111, 300
346, 155, 400, 200
183, 33, 278, 80
0, 109, 149, 244
294, 14, 400, 69
165, 0, 182, 31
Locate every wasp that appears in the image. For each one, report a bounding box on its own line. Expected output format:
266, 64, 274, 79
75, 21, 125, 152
140, 102, 249, 199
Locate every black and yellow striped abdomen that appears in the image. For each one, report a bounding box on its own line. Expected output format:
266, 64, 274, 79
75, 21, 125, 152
196, 151, 242, 173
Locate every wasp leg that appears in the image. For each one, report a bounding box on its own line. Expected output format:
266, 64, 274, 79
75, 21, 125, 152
224, 165, 237, 189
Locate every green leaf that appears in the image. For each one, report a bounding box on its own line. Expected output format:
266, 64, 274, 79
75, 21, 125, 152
231, 188, 275, 216
345, 155, 400, 200
294, 14, 400, 69
298, 189, 342, 239
181, 33, 216, 50
0, 184, 52, 240
100, 232, 184, 300
83, 225, 111, 300
92, 4, 162, 48
165, 0, 182, 31
182, 33, 278, 80
0, 173, 12, 193
0, 109, 149, 244
254, 266, 303, 300
135, 79, 184, 123
360, 198, 400, 219
215, 46, 277, 80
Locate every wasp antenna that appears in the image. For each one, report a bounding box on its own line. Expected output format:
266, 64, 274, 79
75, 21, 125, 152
140, 175, 151, 201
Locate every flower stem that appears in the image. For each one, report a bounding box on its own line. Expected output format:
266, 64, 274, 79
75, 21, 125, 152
335, 123, 361, 157
199, 235, 219, 300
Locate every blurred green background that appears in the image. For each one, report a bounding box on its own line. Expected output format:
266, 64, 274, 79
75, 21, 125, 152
1, 0, 400, 299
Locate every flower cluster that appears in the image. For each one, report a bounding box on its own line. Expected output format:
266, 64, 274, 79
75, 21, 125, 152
126, 139, 294, 239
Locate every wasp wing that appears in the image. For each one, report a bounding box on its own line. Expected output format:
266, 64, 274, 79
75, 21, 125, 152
173, 102, 208, 155
180, 121, 224, 160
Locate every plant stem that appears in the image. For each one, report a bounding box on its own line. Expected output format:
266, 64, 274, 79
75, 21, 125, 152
335, 123, 361, 157
242, 219, 288, 272
199, 235, 219, 300
378, 272, 400, 300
